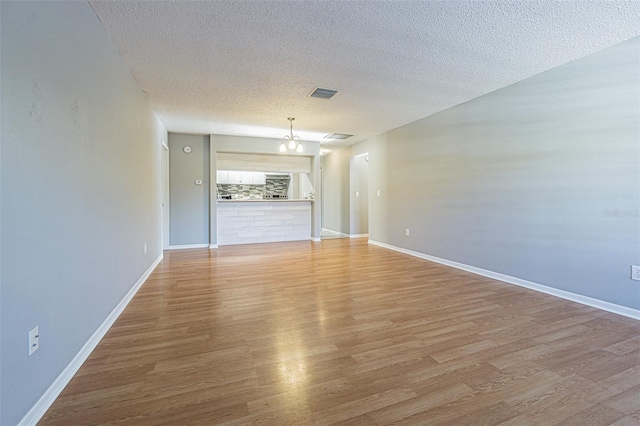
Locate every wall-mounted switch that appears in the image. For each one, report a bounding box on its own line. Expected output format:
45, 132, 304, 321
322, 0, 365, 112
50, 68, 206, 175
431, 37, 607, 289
355, 191, 360, 198
144, 243, 147, 254
195, 180, 203, 185
632, 265, 640, 281
405, 229, 410, 237
377, 190, 381, 197
29, 326, 39, 356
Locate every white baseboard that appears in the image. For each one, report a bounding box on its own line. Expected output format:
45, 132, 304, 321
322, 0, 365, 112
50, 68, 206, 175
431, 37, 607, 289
311, 237, 321, 242
168, 244, 210, 250
350, 233, 369, 238
321, 228, 350, 238
209, 244, 218, 249
368, 240, 640, 321
18, 254, 164, 426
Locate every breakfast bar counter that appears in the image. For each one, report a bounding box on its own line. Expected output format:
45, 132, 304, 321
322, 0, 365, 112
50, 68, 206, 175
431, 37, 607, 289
217, 199, 313, 245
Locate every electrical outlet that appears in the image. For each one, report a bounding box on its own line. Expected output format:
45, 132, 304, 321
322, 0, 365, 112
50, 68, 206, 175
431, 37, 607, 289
632, 265, 640, 281
29, 326, 39, 356
405, 229, 410, 237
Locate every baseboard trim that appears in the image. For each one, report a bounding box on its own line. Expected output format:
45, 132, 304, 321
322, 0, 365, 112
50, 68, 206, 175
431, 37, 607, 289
350, 233, 369, 238
18, 254, 164, 426
168, 244, 210, 250
368, 240, 640, 321
209, 244, 218, 249
321, 228, 349, 238
311, 237, 321, 242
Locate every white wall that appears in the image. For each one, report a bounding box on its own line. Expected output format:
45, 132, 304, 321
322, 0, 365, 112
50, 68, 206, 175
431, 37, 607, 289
0, 2, 167, 424
300, 173, 314, 199
328, 37, 640, 312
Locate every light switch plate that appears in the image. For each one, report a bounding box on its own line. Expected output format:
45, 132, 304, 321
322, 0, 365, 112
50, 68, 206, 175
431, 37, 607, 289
29, 326, 39, 356
632, 265, 640, 281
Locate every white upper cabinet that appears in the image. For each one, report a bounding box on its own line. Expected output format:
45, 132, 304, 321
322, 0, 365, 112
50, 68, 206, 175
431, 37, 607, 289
217, 171, 266, 184
241, 171, 254, 184
252, 172, 266, 184
228, 171, 243, 183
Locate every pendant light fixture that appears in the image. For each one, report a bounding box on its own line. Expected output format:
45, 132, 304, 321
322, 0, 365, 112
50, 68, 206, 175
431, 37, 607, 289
280, 117, 303, 153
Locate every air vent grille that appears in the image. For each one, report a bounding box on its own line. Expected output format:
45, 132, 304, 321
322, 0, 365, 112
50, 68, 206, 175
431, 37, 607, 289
324, 133, 353, 140
309, 87, 338, 99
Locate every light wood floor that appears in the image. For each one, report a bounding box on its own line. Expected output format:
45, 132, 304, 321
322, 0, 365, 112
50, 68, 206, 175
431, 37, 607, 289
40, 239, 640, 425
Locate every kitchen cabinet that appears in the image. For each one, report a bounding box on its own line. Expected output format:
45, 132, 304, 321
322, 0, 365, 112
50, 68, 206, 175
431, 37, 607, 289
251, 172, 266, 184
228, 171, 243, 183
240, 171, 252, 184
216, 170, 228, 183
217, 171, 265, 184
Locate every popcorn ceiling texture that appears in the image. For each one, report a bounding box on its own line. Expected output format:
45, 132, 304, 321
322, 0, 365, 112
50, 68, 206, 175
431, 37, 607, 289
89, 1, 640, 148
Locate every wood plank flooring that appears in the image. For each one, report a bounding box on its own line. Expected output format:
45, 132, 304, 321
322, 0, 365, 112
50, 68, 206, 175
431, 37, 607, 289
39, 239, 640, 425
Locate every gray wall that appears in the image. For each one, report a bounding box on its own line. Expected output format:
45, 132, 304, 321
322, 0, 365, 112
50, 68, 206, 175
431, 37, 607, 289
350, 155, 369, 235
321, 147, 352, 234
169, 134, 210, 246
0, 2, 167, 424
329, 37, 640, 310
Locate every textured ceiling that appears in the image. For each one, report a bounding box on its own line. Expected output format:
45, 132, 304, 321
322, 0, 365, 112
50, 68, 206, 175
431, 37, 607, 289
89, 1, 640, 150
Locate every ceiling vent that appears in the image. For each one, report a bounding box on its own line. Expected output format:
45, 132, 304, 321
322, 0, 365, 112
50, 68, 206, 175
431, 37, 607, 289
324, 133, 353, 140
309, 87, 338, 99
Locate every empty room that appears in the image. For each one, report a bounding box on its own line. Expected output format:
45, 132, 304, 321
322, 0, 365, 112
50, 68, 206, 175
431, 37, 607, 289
1, 1, 640, 425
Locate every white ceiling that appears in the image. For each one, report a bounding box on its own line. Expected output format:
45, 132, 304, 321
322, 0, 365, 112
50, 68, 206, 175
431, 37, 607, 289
89, 1, 640, 150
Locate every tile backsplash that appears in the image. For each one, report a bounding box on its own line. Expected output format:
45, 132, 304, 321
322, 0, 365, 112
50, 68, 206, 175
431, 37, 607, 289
217, 177, 290, 199
217, 184, 263, 199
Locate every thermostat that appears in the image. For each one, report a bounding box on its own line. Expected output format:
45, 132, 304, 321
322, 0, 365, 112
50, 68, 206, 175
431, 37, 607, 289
183, 146, 192, 153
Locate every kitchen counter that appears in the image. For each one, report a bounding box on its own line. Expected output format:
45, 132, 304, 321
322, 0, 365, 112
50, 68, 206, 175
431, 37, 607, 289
217, 200, 312, 245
